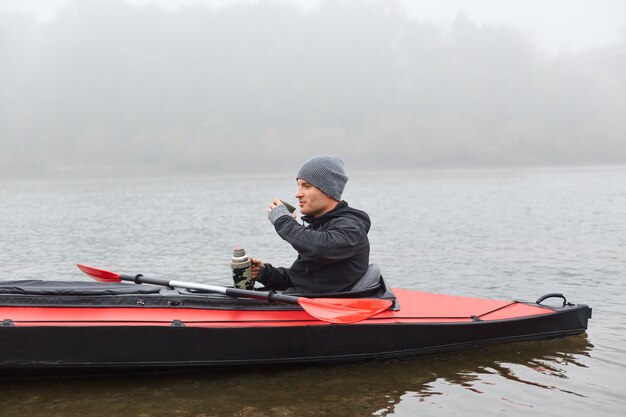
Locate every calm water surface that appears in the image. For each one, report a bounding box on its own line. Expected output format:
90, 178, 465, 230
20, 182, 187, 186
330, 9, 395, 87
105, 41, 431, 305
1, 165, 625, 416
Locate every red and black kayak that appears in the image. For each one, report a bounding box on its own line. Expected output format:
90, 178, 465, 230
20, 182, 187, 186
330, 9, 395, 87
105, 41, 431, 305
0, 265, 591, 377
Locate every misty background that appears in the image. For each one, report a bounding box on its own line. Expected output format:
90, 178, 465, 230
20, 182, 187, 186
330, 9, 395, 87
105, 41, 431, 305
1, 0, 625, 178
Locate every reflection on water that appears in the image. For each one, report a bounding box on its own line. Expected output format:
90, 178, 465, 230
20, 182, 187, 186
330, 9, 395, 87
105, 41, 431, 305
0, 335, 592, 417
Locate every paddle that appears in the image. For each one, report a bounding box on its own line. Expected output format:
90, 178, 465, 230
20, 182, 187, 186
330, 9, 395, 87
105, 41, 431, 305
76, 264, 392, 324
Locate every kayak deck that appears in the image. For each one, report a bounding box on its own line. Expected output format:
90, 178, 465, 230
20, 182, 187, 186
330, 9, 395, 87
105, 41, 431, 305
1, 288, 557, 327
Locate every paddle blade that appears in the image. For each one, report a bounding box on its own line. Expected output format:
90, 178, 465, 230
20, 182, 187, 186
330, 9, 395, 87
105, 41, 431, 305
298, 298, 392, 324
77, 264, 122, 283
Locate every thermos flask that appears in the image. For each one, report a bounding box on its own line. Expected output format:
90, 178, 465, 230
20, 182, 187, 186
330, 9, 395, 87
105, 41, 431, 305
231, 246, 254, 290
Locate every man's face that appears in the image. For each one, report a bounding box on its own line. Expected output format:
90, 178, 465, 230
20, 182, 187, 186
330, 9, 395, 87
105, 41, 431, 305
295, 179, 336, 218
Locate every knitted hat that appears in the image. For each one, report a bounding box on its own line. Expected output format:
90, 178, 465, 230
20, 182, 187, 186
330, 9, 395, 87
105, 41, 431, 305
296, 155, 348, 201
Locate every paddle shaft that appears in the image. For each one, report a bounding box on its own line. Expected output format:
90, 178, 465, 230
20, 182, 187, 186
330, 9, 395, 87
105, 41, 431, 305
77, 264, 393, 323
118, 273, 300, 305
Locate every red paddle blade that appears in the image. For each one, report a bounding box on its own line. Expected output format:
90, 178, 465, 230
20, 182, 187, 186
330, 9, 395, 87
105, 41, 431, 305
298, 298, 392, 324
77, 264, 122, 283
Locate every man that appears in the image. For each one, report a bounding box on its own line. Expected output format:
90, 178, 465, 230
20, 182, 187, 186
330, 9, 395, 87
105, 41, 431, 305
250, 155, 371, 294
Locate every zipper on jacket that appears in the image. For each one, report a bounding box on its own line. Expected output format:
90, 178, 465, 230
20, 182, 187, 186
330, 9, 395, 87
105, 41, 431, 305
305, 264, 316, 293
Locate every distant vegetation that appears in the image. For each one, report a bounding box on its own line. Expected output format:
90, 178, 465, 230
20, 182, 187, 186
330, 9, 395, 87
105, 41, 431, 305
1, 0, 624, 177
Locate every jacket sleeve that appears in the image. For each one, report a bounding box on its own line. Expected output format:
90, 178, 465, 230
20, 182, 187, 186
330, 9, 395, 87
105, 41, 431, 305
272, 216, 365, 262
256, 263, 293, 291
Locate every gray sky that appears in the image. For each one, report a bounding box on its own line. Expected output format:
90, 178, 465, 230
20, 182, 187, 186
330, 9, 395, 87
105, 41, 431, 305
2, 0, 624, 55
402, 0, 625, 55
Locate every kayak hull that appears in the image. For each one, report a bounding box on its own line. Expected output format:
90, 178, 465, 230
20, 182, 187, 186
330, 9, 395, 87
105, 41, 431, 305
0, 281, 591, 377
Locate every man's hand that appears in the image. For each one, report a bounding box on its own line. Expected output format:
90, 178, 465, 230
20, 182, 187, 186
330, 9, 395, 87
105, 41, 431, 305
268, 198, 297, 219
250, 258, 263, 279
267, 198, 284, 214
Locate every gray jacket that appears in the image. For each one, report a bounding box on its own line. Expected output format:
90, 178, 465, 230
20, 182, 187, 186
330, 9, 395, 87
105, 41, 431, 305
257, 201, 371, 293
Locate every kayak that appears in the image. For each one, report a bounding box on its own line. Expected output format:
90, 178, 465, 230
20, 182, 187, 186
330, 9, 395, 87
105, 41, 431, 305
0, 268, 591, 377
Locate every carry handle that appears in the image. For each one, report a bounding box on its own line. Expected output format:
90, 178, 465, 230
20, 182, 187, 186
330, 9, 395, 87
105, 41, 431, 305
536, 293, 571, 306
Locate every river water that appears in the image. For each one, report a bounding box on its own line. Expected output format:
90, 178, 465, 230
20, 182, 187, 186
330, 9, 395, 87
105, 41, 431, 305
0, 165, 624, 416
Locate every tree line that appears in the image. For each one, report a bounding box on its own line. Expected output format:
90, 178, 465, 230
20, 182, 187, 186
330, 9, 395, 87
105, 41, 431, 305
1, 0, 624, 177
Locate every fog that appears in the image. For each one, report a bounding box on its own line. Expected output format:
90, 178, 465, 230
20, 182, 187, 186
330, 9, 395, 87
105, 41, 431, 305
1, 0, 625, 177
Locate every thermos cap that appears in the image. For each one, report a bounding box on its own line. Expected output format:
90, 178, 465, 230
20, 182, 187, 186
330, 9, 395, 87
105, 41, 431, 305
232, 245, 246, 258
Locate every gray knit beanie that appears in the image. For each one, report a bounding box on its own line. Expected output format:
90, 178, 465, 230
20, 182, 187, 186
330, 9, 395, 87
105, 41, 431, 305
296, 155, 348, 201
